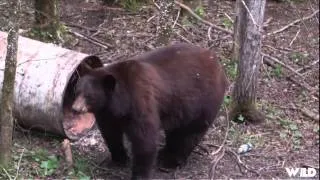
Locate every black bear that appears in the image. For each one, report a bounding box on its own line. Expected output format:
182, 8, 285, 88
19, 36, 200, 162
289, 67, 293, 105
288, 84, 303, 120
72, 43, 229, 180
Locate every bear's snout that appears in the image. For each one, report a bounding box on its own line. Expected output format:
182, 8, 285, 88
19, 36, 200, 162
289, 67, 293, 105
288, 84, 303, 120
72, 95, 89, 113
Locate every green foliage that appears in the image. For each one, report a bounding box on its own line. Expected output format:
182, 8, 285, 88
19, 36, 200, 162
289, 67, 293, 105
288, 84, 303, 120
67, 155, 91, 180
28, 23, 69, 43
223, 95, 232, 107
194, 5, 205, 18
271, 64, 282, 78
221, 57, 238, 80
119, 0, 149, 12
222, 17, 233, 29
29, 149, 59, 177
40, 155, 59, 176
237, 114, 245, 123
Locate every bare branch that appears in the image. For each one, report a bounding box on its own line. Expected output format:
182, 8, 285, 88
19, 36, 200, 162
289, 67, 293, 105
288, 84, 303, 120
67, 29, 113, 49
289, 28, 300, 46
267, 9, 319, 36
262, 52, 303, 78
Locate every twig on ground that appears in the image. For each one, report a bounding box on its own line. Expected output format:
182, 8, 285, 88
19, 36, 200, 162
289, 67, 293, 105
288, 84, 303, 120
300, 107, 319, 121
206, 143, 260, 176
262, 52, 317, 93
278, 104, 319, 121
286, 75, 316, 93
62, 139, 73, 168
296, 59, 319, 74
2, 167, 12, 180
13, 148, 25, 180
65, 23, 98, 32
175, 31, 192, 43
172, 7, 181, 28
289, 28, 300, 46
227, 149, 260, 176
67, 29, 113, 49
208, 105, 230, 180
208, 26, 213, 41
267, 9, 319, 36
209, 147, 226, 180
147, 15, 156, 22
152, 0, 160, 10
262, 52, 304, 78
91, 19, 108, 38
174, 0, 233, 35
224, 13, 234, 23
263, 45, 294, 53
263, 17, 273, 27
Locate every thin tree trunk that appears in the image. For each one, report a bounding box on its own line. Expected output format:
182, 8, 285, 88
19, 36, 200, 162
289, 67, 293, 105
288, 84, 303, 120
230, 0, 266, 123
155, 0, 175, 46
34, 0, 60, 40
0, 0, 20, 167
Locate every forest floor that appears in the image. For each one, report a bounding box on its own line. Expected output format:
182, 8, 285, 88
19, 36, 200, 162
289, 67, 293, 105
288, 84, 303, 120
0, 0, 319, 179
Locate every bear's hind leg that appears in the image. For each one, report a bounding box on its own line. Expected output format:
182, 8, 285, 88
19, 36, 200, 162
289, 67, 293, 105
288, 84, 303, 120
159, 117, 212, 168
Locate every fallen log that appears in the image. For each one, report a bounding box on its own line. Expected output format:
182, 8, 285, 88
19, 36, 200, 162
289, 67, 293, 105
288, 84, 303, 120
0, 31, 103, 140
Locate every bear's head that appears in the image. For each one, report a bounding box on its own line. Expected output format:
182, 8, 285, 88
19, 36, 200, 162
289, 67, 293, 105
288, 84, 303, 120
71, 55, 116, 113
72, 73, 116, 113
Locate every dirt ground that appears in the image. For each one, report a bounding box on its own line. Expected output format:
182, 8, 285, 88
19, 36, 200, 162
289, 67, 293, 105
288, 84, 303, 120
0, 0, 319, 179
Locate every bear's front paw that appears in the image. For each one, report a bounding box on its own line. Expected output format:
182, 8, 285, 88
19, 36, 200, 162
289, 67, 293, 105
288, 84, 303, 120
157, 149, 186, 169
112, 154, 129, 166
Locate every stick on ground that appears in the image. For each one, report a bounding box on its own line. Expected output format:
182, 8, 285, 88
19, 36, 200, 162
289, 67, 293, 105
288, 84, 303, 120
267, 9, 319, 36
174, 0, 233, 35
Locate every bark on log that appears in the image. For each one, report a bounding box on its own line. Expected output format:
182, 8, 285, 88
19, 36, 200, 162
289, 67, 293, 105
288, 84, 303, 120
230, 0, 266, 123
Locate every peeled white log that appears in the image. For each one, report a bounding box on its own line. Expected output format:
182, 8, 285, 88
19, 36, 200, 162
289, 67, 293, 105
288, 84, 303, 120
0, 31, 102, 139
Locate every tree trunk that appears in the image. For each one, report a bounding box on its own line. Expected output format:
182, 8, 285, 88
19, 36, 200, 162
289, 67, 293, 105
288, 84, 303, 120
0, 0, 20, 167
34, 0, 60, 40
155, 0, 175, 46
230, 0, 266, 123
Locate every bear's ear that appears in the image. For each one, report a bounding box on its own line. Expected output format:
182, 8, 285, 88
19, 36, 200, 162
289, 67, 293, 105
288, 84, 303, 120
78, 55, 103, 76
77, 61, 92, 76
103, 74, 116, 92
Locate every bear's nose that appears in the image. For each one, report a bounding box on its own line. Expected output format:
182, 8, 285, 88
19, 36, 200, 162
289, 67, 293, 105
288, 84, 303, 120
72, 95, 88, 113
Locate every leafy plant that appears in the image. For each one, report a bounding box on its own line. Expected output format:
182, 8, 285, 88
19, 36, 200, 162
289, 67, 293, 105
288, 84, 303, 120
289, 52, 308, 63
29, 149, 60, 177
222, 17, 233, 29
66, 155, 91, 180
40, 155, 59, 176
195, 5, 205, 18
237, 114, 245, 123
223, 95, 232, 107
271, 64, 282, 78
221, 57, 238, 80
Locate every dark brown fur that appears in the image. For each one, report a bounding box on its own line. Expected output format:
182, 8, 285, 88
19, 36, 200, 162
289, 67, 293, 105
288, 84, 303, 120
72, 43, 229, 180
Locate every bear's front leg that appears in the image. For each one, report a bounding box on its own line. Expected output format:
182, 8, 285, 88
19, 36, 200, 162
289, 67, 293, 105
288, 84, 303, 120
95, 113, 129, 166
126, 119, 159, 180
